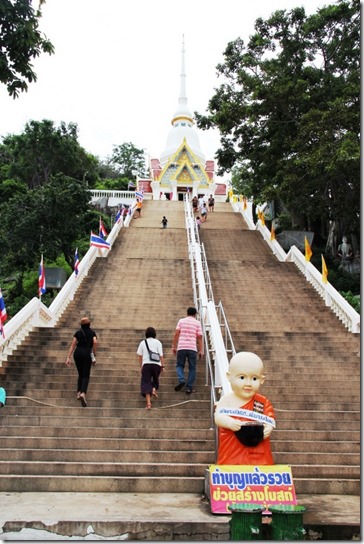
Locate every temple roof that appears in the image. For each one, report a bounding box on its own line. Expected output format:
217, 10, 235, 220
158, 138, 211, 187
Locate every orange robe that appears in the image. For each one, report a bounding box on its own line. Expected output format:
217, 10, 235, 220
217, 393, 275, 465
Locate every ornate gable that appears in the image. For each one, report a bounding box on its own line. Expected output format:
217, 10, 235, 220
157, 138, 211, 188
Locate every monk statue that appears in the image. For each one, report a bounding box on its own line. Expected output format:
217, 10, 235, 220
337, 236, 353, 272
214, 352, 275, 465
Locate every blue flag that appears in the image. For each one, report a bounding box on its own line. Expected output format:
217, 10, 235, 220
90, 231, 110, 249
74, 248, 80, 276
0, 288, 7, 339
0, 289, 7, 323
38, 255, 46, 297
99, 217, 108, 239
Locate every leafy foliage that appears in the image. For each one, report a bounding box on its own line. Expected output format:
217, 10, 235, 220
0, 0, 54, 98
1, 119, 99, 189
196, 0, 360, 245
0, 174, 92, 277
109, 142, 146, 179
340, 290, 360, 313
0, 117, 147, 308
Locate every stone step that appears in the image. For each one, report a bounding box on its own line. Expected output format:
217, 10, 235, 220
275, 408, 360, 418
0, 203, 360, 502
286, 465, 359, 479
274, 452, 360, 465
0, 448, 214, 464
0, 415, 213, 429
2, 405, 359, 423
0, 425, 358, 441
0, 447, 358, 466
1, 415, 359, 435
3, 396, 357, 411
0, 461, 211, 477
24, 328, 359, 342
4, 387, 358, 404
293, 478, 360, 495
0, 473, 359, 495
0, 475, 207, 493
271, 440, 359, 453
0, 462, 358, 482
0, 426, 214, 440
0, 437, 215, 451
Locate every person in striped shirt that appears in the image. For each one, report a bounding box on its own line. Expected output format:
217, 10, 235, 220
172, 307, 203, 394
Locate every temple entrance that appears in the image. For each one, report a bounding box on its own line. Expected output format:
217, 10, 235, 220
177, 187, 190, 201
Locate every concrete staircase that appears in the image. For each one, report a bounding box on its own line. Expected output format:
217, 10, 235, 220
199, 203, 360, 495
0, 200, 360, 500
0, 201, 215, 492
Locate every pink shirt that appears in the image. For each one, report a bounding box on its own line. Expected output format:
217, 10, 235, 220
176, 316, 202, 351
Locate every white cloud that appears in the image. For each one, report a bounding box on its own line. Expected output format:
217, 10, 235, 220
0, 0, 329, 170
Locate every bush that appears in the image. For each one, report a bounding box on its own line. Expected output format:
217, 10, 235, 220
340, 291, 360, 314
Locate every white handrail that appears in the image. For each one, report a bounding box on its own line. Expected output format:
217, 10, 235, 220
232, 198, 360, 334
0, 198, 141, 364
286, 245, 360, 334
184, 197, 233, 398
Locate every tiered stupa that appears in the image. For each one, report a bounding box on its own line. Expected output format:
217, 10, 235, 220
138, 36, 226, 201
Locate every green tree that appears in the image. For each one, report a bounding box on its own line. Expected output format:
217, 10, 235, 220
109, 142, 146, 180
2, 119, 99, 188
0, 178, 27, 203
0, 0, 54, 98
196, 0, 360, 249
0, 175, 93, 298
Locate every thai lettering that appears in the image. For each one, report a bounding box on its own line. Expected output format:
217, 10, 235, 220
216, 407, 276, 427
211, 467, 292, 491
213, 485, 294, 504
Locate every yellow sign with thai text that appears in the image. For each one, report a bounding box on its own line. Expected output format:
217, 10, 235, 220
209, 464, 297, 514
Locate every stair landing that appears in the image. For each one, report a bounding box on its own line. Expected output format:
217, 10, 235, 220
0, 492, 360, 540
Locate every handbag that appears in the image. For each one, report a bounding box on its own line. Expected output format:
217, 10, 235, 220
144, 339, 160, 362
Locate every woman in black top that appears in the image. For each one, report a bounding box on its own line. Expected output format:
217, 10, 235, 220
65, 316, 97, 407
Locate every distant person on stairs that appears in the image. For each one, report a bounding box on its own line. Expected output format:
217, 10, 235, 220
214, 351, 275, 465
200, 203, 208, 222
172, 307, 203, 394
65, 316, 97, 407
134, 199, 142, 218
137, 327, 164, 409
161, 216, 168, 229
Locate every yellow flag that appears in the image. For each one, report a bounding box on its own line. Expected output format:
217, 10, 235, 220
243, 196, 247, 211
259, 210, 265, 226
304, 236, 313, 261
270, 224, 275, 241
321, 254, 328, 284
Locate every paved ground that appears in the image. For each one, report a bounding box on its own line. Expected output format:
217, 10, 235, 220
0, 492, 360, 541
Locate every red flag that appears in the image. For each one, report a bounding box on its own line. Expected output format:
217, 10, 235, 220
99, 217, 108, 239
0, 288, 7, 338
38, 255, 46, 297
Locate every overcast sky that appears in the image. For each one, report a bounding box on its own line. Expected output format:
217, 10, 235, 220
1, 0, 329, 177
